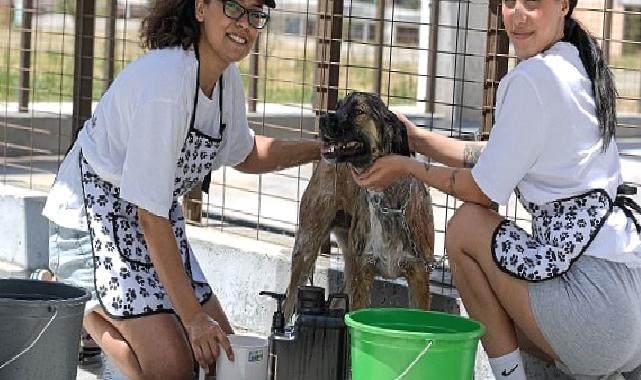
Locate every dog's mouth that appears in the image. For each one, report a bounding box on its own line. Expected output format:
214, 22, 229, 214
321, 139, 367, 161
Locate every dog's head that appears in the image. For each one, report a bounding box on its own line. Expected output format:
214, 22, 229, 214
319, 92, 410, 170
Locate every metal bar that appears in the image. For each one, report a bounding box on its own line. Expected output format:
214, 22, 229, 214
481, 0, 509, 138
425, 0, 440, 114
374, 0, 385, 94
104, 0, 117, 89
248, 34, 260, 112
72, 0, 96, 140
18, 0, 33, 113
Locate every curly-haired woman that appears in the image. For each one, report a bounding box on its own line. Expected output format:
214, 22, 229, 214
40, 0, 320, 378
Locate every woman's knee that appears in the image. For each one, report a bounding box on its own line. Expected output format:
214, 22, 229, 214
140, 350, 194, 380
445, 202, 478, 251
136, 333, 194, 380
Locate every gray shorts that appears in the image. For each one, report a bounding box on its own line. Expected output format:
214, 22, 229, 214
49, 223, 101, 315
529, 255, 641, 379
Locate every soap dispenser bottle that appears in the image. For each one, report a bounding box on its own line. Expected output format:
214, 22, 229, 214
259, 291, 288, 380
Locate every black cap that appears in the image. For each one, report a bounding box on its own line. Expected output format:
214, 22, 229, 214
265, 0, 275, 8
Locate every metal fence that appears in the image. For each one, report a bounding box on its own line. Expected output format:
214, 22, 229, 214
1, 0, 640, 287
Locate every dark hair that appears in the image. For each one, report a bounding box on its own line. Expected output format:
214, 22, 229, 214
562, 12, 618, 151
140, 0, 208, 50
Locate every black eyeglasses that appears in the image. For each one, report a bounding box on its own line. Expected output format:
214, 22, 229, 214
219, 0, 270, 29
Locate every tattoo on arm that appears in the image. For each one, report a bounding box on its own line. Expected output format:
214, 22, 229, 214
463, 143, 484, 168
448, 168, 460, 198
423, 162, 431, 175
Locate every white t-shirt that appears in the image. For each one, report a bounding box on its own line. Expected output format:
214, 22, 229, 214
472, 41, 641, 266
43, 47, 255, 229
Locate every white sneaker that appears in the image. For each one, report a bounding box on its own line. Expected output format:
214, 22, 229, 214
29, 268, 54, 281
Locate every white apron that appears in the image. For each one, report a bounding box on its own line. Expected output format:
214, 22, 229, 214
80, 53, 225, 318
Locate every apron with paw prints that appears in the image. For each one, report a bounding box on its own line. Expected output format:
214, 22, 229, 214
80, 60, 225, 318
492, 187, 641, 282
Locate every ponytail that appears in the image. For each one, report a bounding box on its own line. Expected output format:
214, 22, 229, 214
140, 0, 205, 50
562, 16, 618, 151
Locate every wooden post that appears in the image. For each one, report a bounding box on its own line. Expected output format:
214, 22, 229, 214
314, 0, 343, 115
374, 0, 385, 95
103, 0, 117, 90
481, 0, 509, 140
314, 0, 343, 255
183, 184, 203, 223
18, 0, 33, 113
602, 0, 613, 62
72, 0, 96, 141
425, 0, 440, 114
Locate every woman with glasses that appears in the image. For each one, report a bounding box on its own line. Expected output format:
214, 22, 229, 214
41, 0, 319, 378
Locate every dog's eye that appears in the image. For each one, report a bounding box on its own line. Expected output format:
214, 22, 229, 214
353, 109, 365, 116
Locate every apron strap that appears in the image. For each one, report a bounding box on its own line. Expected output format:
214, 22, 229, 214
193, 45, 225, 195
190, 45, 225, 138
190, 45, 200, 131
216, 75, 226, 142
616, 184, 641, 235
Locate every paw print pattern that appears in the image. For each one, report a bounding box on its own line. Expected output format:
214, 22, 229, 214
173, 130, 222, 197
78, 127, 219, 317
493, 189, 612, 282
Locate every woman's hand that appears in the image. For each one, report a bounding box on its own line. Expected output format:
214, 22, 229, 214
351, 155, 412, 192
393, 111, 419, 152
186, 311, 234, 370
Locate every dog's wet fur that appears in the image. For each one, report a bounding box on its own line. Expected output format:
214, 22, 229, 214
284, 92, 435, 319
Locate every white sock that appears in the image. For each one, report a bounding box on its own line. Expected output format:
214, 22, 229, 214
489, 348, 527, 380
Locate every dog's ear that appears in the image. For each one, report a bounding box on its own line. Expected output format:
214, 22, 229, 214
364, 93, 387, 122
362, 94, 409, 156
386, 108, 411, 157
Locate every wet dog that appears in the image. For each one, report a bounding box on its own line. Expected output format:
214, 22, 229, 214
283, 92, 435, 319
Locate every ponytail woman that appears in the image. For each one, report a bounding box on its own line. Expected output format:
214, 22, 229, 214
352, 0, 641, 378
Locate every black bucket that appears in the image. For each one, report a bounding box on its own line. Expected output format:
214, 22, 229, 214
0, 279, 90, 380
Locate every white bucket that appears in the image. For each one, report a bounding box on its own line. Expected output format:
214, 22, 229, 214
215, 334, 268, 380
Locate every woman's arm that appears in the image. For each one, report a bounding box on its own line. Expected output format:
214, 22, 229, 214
352, 155, 493, 207
138, 209, 233, 368
396, 112, 486, 168
234, 135, 321, 174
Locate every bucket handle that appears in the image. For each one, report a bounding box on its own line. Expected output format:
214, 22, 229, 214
0, 307, 58, 371
393, 339, 433, 380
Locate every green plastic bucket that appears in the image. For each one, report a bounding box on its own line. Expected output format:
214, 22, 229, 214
345, 308, 485, 380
